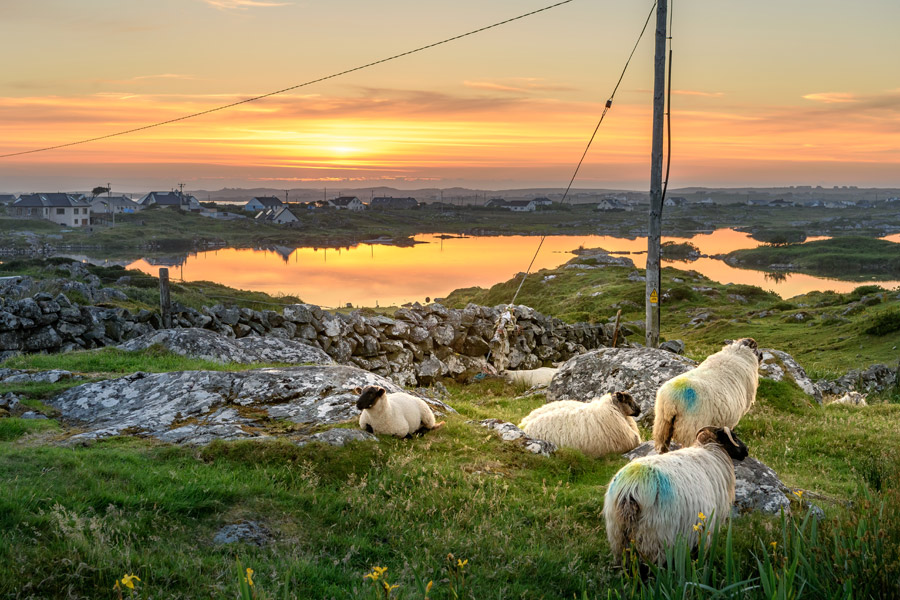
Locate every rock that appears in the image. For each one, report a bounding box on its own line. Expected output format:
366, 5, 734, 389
548, 347, 696, 425
816, 363, 898, 397
304, 428, 378, 446
659, 340, 685, 355
50, 365, 455, 444
477, 419, 557, 456
759, 349, 822, 403
625, 442, 791, 515
20, 411, 49, 420
117, 328, 332, 365
93, 288, 129, 303
688, 312, 715, 327
0, 369, 78, 384
830, 391, 868, 406
0, 392, 21, 411
783, 312, 814, 323
213, 521, 271, 546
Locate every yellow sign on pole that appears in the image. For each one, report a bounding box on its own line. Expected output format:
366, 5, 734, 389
649, 289, 658, 304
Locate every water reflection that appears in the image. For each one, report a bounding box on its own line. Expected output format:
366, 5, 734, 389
125, 230, 900, 307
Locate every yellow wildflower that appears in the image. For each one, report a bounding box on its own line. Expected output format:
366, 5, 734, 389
698, 511, 707, 521
383, 582, 400, 593
426, 580, 433, 593
693, 524, 701, 532
770, 541, 777, 550
245, 568, 254, 587
793, 490, 804, 500
364, 566, 388, 581
120, 574, 141, 590
457, 558, 468, 568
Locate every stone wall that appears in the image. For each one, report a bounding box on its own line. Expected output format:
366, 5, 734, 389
0, 284, 615, 386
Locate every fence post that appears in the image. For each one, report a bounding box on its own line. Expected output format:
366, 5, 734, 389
159, 268, 172, 328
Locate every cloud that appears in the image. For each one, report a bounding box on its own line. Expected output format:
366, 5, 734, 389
673, 90, 725, 98
463, 78, 576, 94
802, 92, 859, 104
202, 0, 291, 9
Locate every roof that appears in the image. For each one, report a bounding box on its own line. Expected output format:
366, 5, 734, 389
91, 195, 139, 207
506, 200, 534, 207
330, 196, 360, 206
250, 196, 283, 208
0, 194, 17, 204
140, 191, 198, 206
14, 193, 91, 208
371, 196, 417, 208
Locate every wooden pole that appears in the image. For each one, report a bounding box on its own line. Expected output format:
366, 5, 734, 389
645, 0, 667, 349
159, 268, 172, 328
611, 309, 622, 348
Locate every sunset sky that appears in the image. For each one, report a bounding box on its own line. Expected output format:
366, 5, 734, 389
1, 0, 898, 192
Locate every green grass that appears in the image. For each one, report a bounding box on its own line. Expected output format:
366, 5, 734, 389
726, 236, 900, 279
0, 417, 60, 441
1, 376, 900, 598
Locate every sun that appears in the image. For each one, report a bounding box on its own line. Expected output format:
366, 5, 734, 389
328, 145, 361, 156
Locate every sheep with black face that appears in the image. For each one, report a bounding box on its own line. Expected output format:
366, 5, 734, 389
354, 385, 445, 438
653, 338, 762, 454
604, 426, 749, 565
518, 391, 643, 458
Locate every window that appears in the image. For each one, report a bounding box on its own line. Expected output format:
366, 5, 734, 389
56, 208, 65, 215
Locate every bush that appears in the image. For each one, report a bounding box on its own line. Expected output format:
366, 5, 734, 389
851, 284, 886, 299
864, 310, 900, 336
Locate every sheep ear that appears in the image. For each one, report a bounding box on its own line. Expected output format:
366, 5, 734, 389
352, 387, 362, 395
377, 387, 387, 397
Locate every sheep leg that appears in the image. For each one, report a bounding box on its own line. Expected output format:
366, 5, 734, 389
654, 416, 676, 454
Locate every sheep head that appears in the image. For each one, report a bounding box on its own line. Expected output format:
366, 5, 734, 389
696, 426, 749, 461
612, 391, 641, 418
354, 385, 386, 410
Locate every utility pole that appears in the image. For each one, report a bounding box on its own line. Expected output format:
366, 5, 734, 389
645, 0, 667, 349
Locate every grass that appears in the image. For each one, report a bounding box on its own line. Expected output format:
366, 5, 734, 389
726, 236, 900, 279
1, 369, 900, 598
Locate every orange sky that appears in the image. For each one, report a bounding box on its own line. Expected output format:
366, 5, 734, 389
2, 0, 899, 191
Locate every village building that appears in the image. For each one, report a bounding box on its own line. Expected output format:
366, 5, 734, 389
255, 206, 299, 224
328, 196, 366, 211
138, 191, 202, 211
595, 197, 633, 211
370, 196, 418, 210
90, 195, 142, 215
12, 193, 92, 227
767, 198, 795, 208
243, 196, 284, 212
0, 194, 17, 205
663, 196, 687, 207
505, 200, 537, 212
484, 198, 507, 208
531, 197, 553, 207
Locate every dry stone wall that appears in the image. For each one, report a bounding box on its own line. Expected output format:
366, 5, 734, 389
0, 286, 615, 386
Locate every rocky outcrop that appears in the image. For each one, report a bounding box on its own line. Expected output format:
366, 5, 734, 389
0, 286, 615, 386
118, 328, 332, 365
759, 349, 822, 403
547, 347, 697, 425
816, 363, 898, 399
476, 419, 557, 456
49, 365, 454, 445
625, 442, 791, 515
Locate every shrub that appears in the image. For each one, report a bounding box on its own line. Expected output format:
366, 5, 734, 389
864, 310, 900, 336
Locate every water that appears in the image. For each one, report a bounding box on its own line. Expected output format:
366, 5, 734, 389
125, 229, 900, 307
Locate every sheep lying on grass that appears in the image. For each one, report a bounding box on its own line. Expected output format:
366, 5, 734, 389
518, 391, 642, 457
503, 367, 558, 388
653, 338, 761, 453
604, 426, 749, 565
355, 385, 445, 438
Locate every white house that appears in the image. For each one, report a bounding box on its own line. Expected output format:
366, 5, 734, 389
139, 191, 202, 211
255, 207, 299, 224
329, 196, 366, 211
90, 195, 142, 214
506, 200, 536, 212
243, 196, 283, 212
595, 197, 633, 211
12, 193, 92, 227
663, 196, 687, 207
531, 197, 553, 207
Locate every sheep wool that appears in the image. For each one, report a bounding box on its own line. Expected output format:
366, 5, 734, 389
653, 338, 761, 453
518, 391, 642, 458
355, 385, 443, 438
604, 427, 748, 565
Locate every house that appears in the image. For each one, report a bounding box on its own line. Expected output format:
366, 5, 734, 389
138, 190, 202, 210
0, 194, 17, 205
595, 197, 633, 211
767, 198, 795, 208
255, 207, 299, 224
663, 196, 687, 207
243, 196, 283, 212
12, 193, 92, 227
506, 200, 536, 212
90, 195, 142, 214
328, 196, 366, 211
484, 198, 508, 208
370, 196, 418, 210
532, 197, 553, 207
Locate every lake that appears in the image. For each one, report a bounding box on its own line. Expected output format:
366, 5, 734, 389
125, 229, 900, 308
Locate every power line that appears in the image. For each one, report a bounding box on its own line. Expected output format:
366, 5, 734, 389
0, 0, 579, 159
508, 0, 657, 307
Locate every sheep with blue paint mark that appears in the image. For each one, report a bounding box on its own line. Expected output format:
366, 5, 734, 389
603, 426, 748, 565
653, 338, 761, 454
518, 391, 642, 458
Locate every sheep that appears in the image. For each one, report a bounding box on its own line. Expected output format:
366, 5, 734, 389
604, 426, 749, 565
503, 367, 558, 388
653, 338, 762, 453
354, 385, 445, 438
517, 391, 642, 457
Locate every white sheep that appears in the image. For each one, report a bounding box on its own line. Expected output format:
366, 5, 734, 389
354, 385, 445, 438
653, 337, 761, 453
503, 367, 558, 388
604, 426, 749, 565
517, 391, 642, 457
